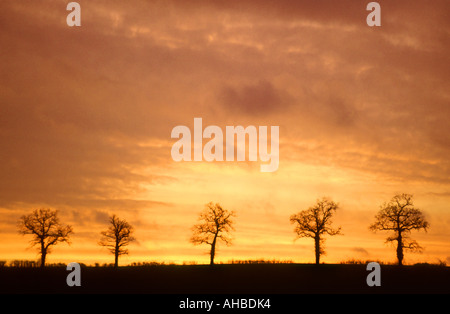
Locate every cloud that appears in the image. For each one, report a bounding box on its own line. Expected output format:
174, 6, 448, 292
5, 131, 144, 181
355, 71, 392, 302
1, 0, 449, 190
352, 247, 369, 256
218, 80, 292, 115
1, 0, 449, 202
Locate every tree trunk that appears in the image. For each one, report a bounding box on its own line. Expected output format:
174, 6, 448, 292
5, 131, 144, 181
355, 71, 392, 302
396, 233, 404, 266
210, 234, 218, 265
114, 241, 119, 268
314, 234, 320, 265
114, 252, 119, 268
40, 242, 46, 268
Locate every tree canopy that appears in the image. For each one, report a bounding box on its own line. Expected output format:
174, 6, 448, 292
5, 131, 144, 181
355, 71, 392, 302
290, 197, 342, 264
18, 208, 73, 267
369, 193, 429, 265
191, 202, 235, 265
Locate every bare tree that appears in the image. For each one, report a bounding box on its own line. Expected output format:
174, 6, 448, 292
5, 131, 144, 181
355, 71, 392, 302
18, 208, 73, 267
369, 193, 429, 265
290, 197, 342, 265
99, 214, 136, 268
191, 202, 235, 265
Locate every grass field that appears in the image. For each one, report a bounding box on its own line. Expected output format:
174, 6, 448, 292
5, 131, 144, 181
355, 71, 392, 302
1, 263, 449, 294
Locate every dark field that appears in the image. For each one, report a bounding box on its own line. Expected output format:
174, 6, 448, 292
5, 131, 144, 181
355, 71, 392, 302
0, 263, 449, 294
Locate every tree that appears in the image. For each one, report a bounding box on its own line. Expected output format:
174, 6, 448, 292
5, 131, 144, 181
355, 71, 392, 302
369, 193, 429, 266
191, 202, 235, 265
290, 197, 342, 265
18, 208, 73, 268
99, 214, 136, 268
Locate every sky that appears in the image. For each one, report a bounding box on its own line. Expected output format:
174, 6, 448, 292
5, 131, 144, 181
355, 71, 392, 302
1, 0, 449, 266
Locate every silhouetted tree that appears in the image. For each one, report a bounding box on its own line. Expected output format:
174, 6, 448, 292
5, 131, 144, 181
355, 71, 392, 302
191, 202, 235, 265
369, 193, 429, 266
18, 208, 73, 268
290, 197, 342, 265
99, 214, 136, 268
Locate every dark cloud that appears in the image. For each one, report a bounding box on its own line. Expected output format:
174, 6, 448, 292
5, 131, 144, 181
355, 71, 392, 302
352, 247, 369, 256
67, 199, 169, 227
218, 80, 292, 115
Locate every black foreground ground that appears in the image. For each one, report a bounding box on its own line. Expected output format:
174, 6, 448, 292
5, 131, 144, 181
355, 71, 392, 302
1, 263, 449, 294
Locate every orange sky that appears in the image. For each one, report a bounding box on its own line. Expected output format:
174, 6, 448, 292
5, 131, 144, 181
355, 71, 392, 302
1, 0, 449, 266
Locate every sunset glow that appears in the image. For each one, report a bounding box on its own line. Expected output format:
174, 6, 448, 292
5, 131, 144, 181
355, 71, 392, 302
1, 0, 449, 266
